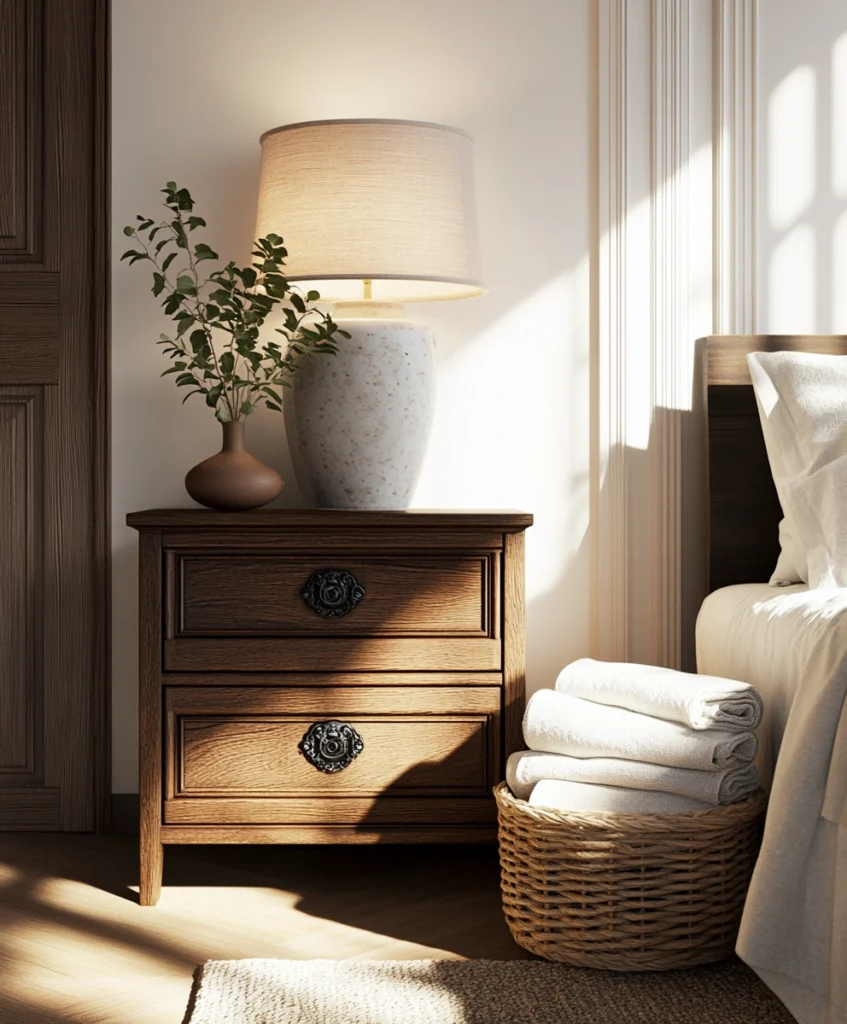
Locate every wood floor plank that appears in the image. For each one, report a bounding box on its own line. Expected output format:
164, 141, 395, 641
0, 835, 526, 1023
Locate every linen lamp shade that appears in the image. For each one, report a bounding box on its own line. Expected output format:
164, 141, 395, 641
254, 119, 484, 303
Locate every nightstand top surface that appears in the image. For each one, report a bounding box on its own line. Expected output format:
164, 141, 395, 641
126, 508, 533, 531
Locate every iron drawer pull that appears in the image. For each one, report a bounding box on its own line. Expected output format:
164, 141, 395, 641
300, 569, 364, 618
300, 721, 364, 773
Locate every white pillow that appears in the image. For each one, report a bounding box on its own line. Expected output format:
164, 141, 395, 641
747, 350, 847, 588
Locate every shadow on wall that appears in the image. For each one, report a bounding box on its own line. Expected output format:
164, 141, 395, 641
597, 404, 708, 674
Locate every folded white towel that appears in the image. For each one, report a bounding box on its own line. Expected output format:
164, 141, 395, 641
506, 749, 759, 805
556, 658, 764, 732
528, 779, 712, 814
523, 689, 758, 771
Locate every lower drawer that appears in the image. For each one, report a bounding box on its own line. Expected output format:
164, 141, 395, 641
164, 685, 501, 826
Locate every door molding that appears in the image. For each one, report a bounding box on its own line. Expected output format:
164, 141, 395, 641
592, 0, 753, 667
0, 0, 110, 831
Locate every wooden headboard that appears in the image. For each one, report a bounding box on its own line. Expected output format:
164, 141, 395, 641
705, 334, 847, 592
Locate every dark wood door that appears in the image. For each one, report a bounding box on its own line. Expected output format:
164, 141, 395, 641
0, 0, 109, 830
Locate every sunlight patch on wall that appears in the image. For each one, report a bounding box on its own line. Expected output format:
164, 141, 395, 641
768, 223, 816, 330
768, 66, 816, 230
413, 265, 590, 603
833, 34, 847, 198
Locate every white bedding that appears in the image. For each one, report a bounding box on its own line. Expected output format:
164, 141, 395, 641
697, 584, 847, 1024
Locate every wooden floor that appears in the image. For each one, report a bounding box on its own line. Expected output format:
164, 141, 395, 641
0, 836, 528, 1023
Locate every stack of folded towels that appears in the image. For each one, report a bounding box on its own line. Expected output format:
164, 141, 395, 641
508, 658, 762, 813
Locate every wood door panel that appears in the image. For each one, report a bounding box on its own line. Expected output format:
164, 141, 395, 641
173, 553, 498, 637
0, 0, 109, 831
0, 388, 42, 778
0, 0, 43, 259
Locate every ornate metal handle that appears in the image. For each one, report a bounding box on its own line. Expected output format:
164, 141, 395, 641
301, 568, 364, 618
300, 720, 364, 773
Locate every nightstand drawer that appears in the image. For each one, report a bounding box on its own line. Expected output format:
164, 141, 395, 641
163, 550, 501, 672
163, 685, 501, 825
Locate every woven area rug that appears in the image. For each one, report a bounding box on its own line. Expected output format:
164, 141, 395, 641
183, 957, 795, 1023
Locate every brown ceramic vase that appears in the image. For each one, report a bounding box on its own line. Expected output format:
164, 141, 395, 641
185, 420, 282, 511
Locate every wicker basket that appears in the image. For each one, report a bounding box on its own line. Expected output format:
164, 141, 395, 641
495, 781, 765, 971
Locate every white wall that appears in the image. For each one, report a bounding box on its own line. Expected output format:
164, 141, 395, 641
757, 0, 847, 332
112, 0, 591, 791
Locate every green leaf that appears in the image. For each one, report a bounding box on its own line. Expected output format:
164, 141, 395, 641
182, 389, 205, 404
307, 289, 321, 301
151, 273, 165, 297
175, 373, 196, 386
265, 400, 281, 412
123, 226, 135, 237
338, 330, 352, 339
160, 251, 176, 274
220, 351, 235, 375
215, 405, 232, 423
176, 188, 193, 211
290, 292, 306, 314
176, 274, 196, 296
176, 316, 195, 336
138, 218, 154, 231
240, 401, 254, 416
240, 267, 257, 288
155, 238, 169, 254
165, 180, 177, 191
187, 216, 207, 231
194, 242, 218, 262
189, 328, 208, 351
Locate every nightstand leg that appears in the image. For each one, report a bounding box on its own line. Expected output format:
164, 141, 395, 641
140, 829, 163, 906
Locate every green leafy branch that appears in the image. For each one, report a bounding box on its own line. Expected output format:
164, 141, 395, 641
121, 181, 349, 422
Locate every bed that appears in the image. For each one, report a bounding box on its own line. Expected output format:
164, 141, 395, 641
696, 335, 847, 1024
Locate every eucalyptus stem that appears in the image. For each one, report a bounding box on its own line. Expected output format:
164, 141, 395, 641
121, 181, 349, 423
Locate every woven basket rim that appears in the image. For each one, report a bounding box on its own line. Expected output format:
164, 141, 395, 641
494, 780, 766, 832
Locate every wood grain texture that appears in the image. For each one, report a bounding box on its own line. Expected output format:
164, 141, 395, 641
129, 510, 531, 903
163, 671, 504, 688
40, 0, 108, 832
165, 685, 502, 716
164, 636, 502, 673
138, 532, 162, 907
175, 718, 493, 796
0, 0, 42, 258
164, 796, 496, 826
128, 509, 534, 531
0, 0, 109, 832
0, 787, 58, 828
174, 553, 496, 637
706, 333, 847, 385
160, 527, 507, 551
160, 824, 497, 844
91, 0, 111, 836
0, 389, 42, 778
703, 335, 847, 590
502, 532, 526, 760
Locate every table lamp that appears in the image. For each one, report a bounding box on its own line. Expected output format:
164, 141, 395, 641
254, 118, 484, 509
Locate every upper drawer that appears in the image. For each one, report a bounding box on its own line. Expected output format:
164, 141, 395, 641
164, 551, 501, 672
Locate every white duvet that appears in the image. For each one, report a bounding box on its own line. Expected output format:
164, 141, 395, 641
697, 584, 847, 1024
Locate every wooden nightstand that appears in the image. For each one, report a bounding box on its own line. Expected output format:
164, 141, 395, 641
127, 509, 532, 906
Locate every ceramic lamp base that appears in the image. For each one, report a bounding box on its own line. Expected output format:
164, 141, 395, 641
284, 318, 435, 510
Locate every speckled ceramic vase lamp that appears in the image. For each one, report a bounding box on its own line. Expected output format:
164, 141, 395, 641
254, 119, 484, 510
